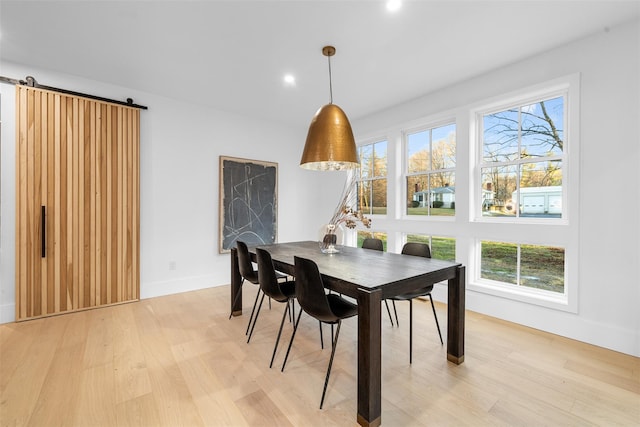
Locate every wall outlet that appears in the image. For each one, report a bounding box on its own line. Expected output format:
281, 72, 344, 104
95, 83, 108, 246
169, 261, 177, 271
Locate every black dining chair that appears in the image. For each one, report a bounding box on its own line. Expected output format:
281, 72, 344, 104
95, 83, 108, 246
230, 241, 286, 335
281, 256, 358, 409
362, 237, 383, 251
387, 242, 443, 364
246, 248, 297, 368
361, 238, 395, 327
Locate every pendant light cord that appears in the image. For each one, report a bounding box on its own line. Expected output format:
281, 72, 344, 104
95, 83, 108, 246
327, 54, 333, 104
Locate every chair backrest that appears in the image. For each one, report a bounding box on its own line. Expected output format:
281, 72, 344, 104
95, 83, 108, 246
256, 248, 288, 302
402, 242, 433, 293
236, 241, 259, 284
362, 238, 383, 251
294, 256, 338, 323
401, 242, 431, 259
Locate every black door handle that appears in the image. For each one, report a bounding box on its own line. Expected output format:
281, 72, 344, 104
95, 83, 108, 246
41, 206, 46, 258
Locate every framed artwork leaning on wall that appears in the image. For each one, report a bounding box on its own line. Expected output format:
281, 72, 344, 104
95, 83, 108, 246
218, 156, 278, 253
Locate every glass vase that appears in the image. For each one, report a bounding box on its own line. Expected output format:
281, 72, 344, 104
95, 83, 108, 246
318, 223, 343, 253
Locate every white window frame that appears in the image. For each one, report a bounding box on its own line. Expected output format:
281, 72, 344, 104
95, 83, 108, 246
475, 238, 568, 304
403, 232, 457, 262
356, 137, 389, 218
402, 119, 457, 221
468, 74, 580, 312
472, 79, 574, 225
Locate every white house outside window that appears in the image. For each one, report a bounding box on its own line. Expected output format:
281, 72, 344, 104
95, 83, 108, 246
480, 96, 564, 218
473, 83, 576, 307
405, 123, 456, 217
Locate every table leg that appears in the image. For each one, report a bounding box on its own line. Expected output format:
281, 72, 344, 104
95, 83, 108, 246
447, 265, 465, 364
230, 247, 243, 317
356, 288, 382, 427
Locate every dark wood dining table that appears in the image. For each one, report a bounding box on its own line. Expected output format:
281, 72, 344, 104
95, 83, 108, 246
229, 240, 465, 427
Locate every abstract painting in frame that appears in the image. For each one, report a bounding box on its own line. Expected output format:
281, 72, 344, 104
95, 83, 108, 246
219, 156, 278, 253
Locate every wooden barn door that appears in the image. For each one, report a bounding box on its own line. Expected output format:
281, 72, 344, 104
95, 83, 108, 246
15, 86, 140, 321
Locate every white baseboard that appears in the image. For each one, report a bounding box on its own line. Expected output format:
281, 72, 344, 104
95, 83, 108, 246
140, 274, 223, 300
432, 285, 639, 357
4, 281, 637, 357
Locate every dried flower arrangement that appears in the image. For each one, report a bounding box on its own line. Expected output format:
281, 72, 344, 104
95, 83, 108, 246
326, 173, 372, 231
319, 174, 371, 253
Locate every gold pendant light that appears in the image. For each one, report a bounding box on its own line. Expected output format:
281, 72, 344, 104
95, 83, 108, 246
300, 46, 360, 171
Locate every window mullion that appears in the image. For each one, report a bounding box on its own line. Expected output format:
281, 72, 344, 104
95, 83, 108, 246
516, 244, 521, 286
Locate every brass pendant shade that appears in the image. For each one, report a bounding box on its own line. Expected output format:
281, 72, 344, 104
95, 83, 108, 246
300, 46, 360, 171
300, 103, 359, 171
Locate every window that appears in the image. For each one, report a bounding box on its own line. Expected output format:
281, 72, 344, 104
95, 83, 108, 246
471, 77, 577, 310
350, 77, 576, 311
357, 230, 388, 251
480, 96, 564, 218
480, 240, 565, 294
405, 123, 456, 217
405, 234, 456, 262
357, 140, 387, 215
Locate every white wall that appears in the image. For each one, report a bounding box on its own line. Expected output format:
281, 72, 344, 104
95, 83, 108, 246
352, 19, 640, 356
0, 61, 329, 322
2, 19, 638, 357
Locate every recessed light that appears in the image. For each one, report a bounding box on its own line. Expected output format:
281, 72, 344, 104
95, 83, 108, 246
283, 74, 296, 87
386, 0, 401, 12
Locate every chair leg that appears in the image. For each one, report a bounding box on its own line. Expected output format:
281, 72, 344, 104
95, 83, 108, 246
392, 300, 399, 327
319, 321, 324, 349
245, 288, 262, 336
429, 295, 444, 345
247, 292, 266, 343
269, 300, 291, 368
281, 309, 303, 372
320, 320, 342, 409
228, 278, 245, 320
384, 300, 395, 327
409, 299, 413, 364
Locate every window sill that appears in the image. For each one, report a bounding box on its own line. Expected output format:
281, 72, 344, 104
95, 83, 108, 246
402, 215, 456, 222
472, 216, 569, 226
468, 278, 575, 313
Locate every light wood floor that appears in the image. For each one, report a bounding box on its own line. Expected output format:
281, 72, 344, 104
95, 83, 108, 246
1, 285, 638, 426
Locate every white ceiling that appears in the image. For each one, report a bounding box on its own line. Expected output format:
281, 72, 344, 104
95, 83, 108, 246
1, 1, 638, 129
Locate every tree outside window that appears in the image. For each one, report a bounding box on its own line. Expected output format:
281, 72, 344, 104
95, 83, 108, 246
357, 140, 387, 215
481, 96, 564, 218
406, 123, 456, 217
477, 91, 568, 296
